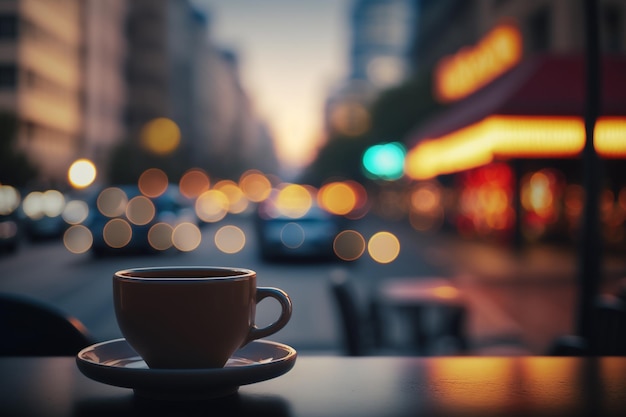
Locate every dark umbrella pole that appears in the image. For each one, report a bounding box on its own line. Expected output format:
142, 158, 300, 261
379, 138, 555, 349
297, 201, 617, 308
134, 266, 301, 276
576, 0, 603, 353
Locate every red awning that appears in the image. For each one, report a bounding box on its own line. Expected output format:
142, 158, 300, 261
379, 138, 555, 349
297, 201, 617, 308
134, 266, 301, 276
409, 53, 626, 144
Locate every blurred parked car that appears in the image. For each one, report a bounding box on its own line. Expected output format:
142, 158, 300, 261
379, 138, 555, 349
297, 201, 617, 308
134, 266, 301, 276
85, 184, 197, 256
19, 189, 69, 241
254, 197, 343, 261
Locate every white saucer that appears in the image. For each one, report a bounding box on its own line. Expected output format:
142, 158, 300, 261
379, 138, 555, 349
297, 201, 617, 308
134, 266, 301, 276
76, 338, 297, 400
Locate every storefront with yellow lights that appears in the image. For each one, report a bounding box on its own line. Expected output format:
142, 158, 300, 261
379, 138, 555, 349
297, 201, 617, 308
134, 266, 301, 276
403, 22, 626, 245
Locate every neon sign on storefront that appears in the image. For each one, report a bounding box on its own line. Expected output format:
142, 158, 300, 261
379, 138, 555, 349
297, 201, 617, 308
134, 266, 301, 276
404, 116, 626, 180
434, 21, 523, 103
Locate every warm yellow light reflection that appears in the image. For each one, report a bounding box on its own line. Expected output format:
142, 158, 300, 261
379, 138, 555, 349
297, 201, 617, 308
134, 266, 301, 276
140, 117, 181, 155
595, 117, 626, 157
148, 222, 173, 251
103, 218, 132, 248
63, 225, 93, 254
126, 196, 155, 226
344, 180, 370, 220
432, 285, 460, 299
435, 21, 522, 102
68, 159, 97, 189
367, 231, 400, 263
214, 225, 246, 254
97, 187, 128, 217
333, 230, 366, 261
239, 170, 272, 203
172, 222, 202, 252
522, 171, 553, 216
428, 358, 515, 413
318, 182, 357, 215
276, 184, 313, 218
138, 168, 168, 198
519, 358, 578, 411
195, 190, 229, 223
406, 116, 585, 180
179, 168, 210, 199
214, 180, 248, 214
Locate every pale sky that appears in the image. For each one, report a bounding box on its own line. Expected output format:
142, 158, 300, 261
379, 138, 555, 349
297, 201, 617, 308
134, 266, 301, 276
193, 0, 351, 175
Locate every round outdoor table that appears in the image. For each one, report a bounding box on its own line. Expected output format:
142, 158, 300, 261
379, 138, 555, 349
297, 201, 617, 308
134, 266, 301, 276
377, 277, 467, 355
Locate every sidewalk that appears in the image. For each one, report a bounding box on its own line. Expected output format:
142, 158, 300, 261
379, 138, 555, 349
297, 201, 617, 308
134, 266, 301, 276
414, 233, 626, 355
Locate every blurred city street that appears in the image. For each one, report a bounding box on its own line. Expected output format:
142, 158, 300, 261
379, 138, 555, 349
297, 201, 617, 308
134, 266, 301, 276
3, 211, 624, 357
413, 231, 626, 355
1, 0, 626, 360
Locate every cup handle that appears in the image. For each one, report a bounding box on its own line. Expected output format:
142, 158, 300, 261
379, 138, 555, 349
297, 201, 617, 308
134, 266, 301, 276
244, 287, 292, 345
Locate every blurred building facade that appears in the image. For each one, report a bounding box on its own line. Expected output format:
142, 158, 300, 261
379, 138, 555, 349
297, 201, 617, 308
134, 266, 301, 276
411, 0, 626, 69
124, 0, 277, 181
324, 0, 419, 138
0, 0, 82, 186
82, 0, 128, 181
403, 0, 626, 245
1, 0, 277, 188
350, 0, 417, 89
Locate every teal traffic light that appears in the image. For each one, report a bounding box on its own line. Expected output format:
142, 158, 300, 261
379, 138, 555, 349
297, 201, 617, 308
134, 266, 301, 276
362, 142, 406, 180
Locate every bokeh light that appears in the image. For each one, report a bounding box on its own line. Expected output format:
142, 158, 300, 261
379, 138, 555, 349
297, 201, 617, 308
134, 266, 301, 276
140, 117, 181, 156
318, 181, 357, 215
126, 196, 155, 226
344, 180, 370, 220
172, 222, 202, 252
62, 200, 89, 225
42, 190, 65, 217
362, 142, 406, 180
103, 218, 132, 248
63, 225, 93, 254
239, 170, 272, 203
68, 159, 97, 189
280, 223, 305, 249
21, 192, 43, 219
97, 187, 128, 217
333, 230, 366, 261
409, 181, 444, 232
179, 168, 210, 199
214, 180, 249, 214
22, 190, 66, 220
214, 225, 246, 254
275, 184, 313, 218
148, 222, 174, 251
138, 168, 169, 198
195, 189, 229, 223
0, 185, 21, 215
329, 101, 371, 137
368, 231, 400, 263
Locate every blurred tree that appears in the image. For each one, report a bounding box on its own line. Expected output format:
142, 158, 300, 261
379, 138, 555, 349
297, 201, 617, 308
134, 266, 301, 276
300, 134, 371, 187
0, 112, 38, 187
107, 140, 189, 185
369, 70, 443, 145
302, 71, 443, 186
